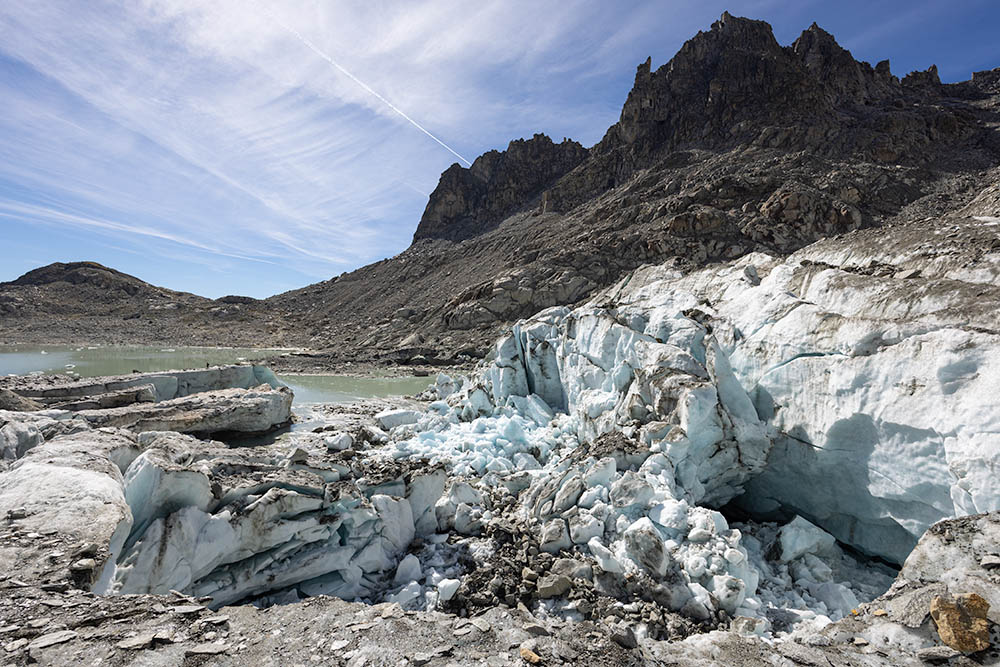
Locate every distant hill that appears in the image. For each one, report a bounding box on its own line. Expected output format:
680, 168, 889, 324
0, 261, 267, 347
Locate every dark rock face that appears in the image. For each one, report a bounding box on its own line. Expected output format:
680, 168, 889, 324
413, 134, 587, 242
543, 14, 976, 214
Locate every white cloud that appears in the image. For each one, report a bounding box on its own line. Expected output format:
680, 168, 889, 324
0, 0, 726, 293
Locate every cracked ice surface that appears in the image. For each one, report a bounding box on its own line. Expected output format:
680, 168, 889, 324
109, 430, 448, 609
380, 241, 998, 630
434, 246, 1000, 565
377, 277, 892, 631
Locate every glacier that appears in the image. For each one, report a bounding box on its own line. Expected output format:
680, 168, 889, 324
1, 218, 996, 645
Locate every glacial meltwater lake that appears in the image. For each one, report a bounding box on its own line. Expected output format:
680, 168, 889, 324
0, 345, 432, 404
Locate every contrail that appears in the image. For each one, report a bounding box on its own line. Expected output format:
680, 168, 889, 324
258, 5, 472, 166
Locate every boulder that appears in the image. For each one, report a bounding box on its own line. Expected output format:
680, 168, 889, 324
0, 389, 42, 412
77, 386, 293, 434
929, 594, 991, 653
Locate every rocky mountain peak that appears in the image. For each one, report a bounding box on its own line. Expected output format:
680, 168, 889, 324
604, 13, 893, 156
6, 262, 150, 294
790, 22, 885, 99
412, 133, 587, 242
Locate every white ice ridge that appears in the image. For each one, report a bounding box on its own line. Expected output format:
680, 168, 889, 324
110, 431, 447, 608
379, 243, 998, 627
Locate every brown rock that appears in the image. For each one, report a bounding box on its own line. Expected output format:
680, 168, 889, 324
0, 389, 43, 412
929, 593, 991, 653
520, 645, 542, 664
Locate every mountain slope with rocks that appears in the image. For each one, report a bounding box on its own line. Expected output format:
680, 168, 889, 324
259, 13, 1000, 369
0, 261, 269, 347
2, 14, 999, 371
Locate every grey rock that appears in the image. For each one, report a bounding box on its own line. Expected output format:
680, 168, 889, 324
536, 574, 572, 599
117, 632, 157, 650
185, 642, 228, 655
917, 646, 961, 663
0, 390, 42, 412
610, 623, 638, 649
28, 630, 77, 650
980, 554, 1000, 569
69, 558, 96, 572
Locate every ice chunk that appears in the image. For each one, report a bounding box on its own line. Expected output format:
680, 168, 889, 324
388, 581, 422, 606
569, 512, 603, 544
372, 495, 415, 556
375, 409, 421, 431
587, 537, 622, 573
393, 554, 422, 585
539, 519, 571, 553
325, 432, 353, 451
437, 578, 460, 602
779, 516, 837, 562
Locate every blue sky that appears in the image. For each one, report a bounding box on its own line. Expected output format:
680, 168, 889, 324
1, 1, 997, 298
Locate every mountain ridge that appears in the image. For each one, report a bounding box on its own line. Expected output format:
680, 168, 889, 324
2, 13, 999, 369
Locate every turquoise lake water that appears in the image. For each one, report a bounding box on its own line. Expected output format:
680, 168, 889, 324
0, 345, 431, 404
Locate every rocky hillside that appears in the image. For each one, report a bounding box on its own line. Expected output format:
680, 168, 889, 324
2, 14, 999, 368
0, 262, 268, 347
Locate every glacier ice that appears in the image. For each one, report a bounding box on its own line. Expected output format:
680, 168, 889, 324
4, 234, 990, 640
368, 241, 996, 630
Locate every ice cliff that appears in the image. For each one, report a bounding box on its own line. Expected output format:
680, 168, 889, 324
377, 215, 999, 629
427, 216, 999, 566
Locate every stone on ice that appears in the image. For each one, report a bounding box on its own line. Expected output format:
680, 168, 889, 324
357, 424, 389, 446
623, 518, 667, 577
